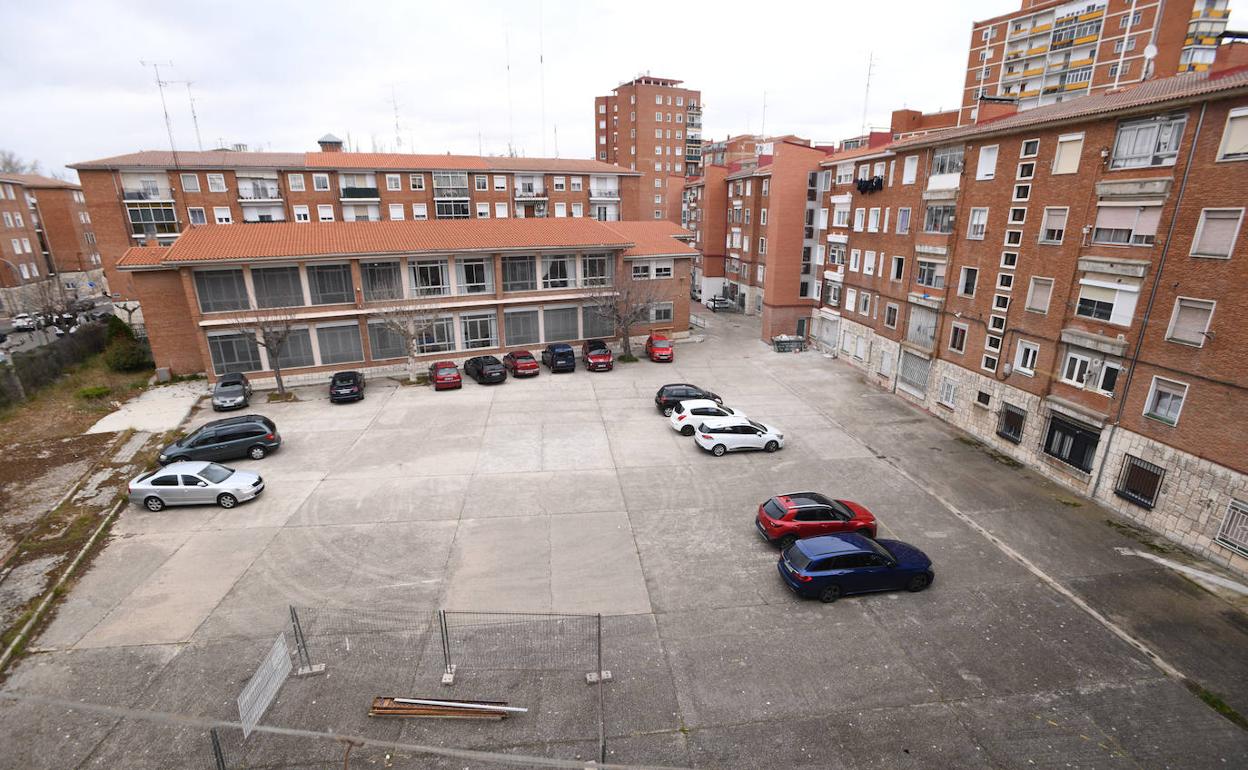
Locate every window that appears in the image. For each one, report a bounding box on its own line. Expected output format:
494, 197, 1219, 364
650, 302, 674, 323
1018, 277, 1052, 314
206, 174, 226, 193
1166, 297, 1214, 346
433, 171, 469, 199
384, 173, 401, 192
1052, 133, 1084, 174
1121, 10, 1141, 28
998, 404, 1025, 443
317, 204, 334, 222
932, 146, 964, 175
412, 203, 428, 220
890, 255, 905, 281
1092, 205, 1162, 246
858, 292, 871, 315
1008, 207, 1026, 224
967, 207, 988, 239
501, 256, 537, 292
543, 306, 579, 341
581, 253, 610, 286
884, 303, 899, 328
653, 260, 674, 279
916, 260, 945, 288
213, 207, 232, 224
367, 322, 406, 360
1016, 162, 1035, 180
458, 258, 494, 294
1061, 352, 1091, 385
958, 267, 978, 296
867, 208, 881, 232
492, 201, 507, 218
410, 173, 425, 191
461, 312, 498, 349
1217, 107, 1248, 161
194, 269, 249, 312
504, 309, 539, 346
180, 173, 200, 193
1144, 377, 1187, 425
938, 376, 957, 407
541, 254, 573, 288
288, 173, 305, 192
389, 203, 405, 221
1014, 341, 1039, 375
833, 205, 849, 227
207, 332, 261, 375
361, 261, 402, 301
949, 323, 968, 353
849, 249, 861, 271
1040, 207, 1068, 243
417, 316, 455, 353
1116, 455, 1165, 509
1044, 415, 1100, 472
188, 207, 206, 225
553, 176, 566, 192
308, 264, 352, 304
1013, 184, 1031, 201
762, 179, 769, 196
976, 391, 991, 408
570, 176, 583, 192
853, 208, 865, 231
313, 173, 330, 191
1095, 362, 1121, 396
1190, 208, 1243, 257
293, 205, 309, 222
758, 237, 767, 255
436, 201, 471, 219
476, 202, 490, 218
317, 323, 363, 364
976, 145, 998, 180
896, 207, 911, 234
923, 205, 955, 234
252, 266, 304, 308
902, 156, 918, 184
1111, 114, 1187, 169
1216, 500, 1248, 557
836, 163, 854, 184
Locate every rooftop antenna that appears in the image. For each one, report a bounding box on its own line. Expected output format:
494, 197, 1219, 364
140, 59, 181, 169
553, 124, 559, 158
167, 79, 204, 151
760, 90, 768, 137
504, 25, 516, 156
860, 51, 875, 139
388, 84, 403, 149
538, 0, 547, 156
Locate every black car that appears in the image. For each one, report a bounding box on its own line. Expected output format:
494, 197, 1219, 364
655, 383, 722, 416
329, 371, 365, 402
158, 414, 281, 465
212, 372, 253, 411
465, 355, 508, 384
541, 343, 576, 373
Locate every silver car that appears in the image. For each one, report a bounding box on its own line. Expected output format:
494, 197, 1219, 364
128, 461, 264, 512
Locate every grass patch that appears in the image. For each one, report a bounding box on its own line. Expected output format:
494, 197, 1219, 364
75, 385, 112, 400
1186, 681, 1248, 731
267, 391, 298, 403
617, 353, 640, 363
955, 436, 982, 448
0, 351, 152, 439
1055, 496, 1083, 507
167, 372, 205, 384
1104, 519, 1176, 554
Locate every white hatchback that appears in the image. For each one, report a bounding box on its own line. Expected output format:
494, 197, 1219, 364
693, 417, 785, 456
669, 399, 745, 436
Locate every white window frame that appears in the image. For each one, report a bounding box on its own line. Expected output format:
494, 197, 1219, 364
1143, 376, 1188, 426
1025, 277, 1053, 313
949, 322, 968, 354
386, 174, 402, 191
494, 202, 508, 219
1051, 133, 1084, 175
1216, 107, 1248, 162
187, 206, 206, 225
1014, 340, 1039, 376
313, 173, 331, 191
206, 173, 226, 193
293, 205, 310, 223
180, 173, 200, 193
1190, 207, 1243, 258
1165, 297, 1215, 347
288, 173, 305, 192
976, 145, 998, 180
213, 206, 232, 224
1061, 351, 1092, 386
967, 207, 988, 240
317, 204, 335, 222
412, 203, 428, 220
389, 203, 405, 221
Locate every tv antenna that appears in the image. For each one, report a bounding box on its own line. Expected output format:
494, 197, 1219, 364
140, 60, 181, 169
538, 0, 547, 156
761, 90, 768, 137
860, 51, 875, 139
166, 79, 204, 151
504, 26, 516, 155
388, 84, 403, 149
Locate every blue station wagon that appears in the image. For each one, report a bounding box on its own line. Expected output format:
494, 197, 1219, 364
778, 533, 934, 603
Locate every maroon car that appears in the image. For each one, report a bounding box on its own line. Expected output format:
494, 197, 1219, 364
581, 339, 614, 372
755, 492, 878, 550
503, 350, 540, 377
428, 360, 462, 390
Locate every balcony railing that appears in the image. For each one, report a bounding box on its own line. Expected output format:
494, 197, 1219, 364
514, 188, 548, 199
239, 186, 282, 200
432, 186, 470, 199
589, 188, 620, 199
123, 190, 171, 201
341, 186, 380, 199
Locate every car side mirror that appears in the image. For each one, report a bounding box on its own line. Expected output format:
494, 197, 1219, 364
197, 481, 208, 487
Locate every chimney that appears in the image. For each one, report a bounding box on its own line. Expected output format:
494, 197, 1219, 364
975, 95, 1019, 124
317, 133, 344, 153
1210, 32, 1248, 77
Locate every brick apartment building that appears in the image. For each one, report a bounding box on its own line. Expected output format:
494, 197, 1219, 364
961, 0, 1233, 124
115, 218, 695, 385
69, 139, 641, 325
812, 60, 1248, 573
594, 76, 702, 225
0, 174, 101, 313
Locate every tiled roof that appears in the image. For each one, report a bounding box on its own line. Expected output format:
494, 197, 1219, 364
894, 68, 1248, 150
819, 144, 895, 166
726, 164, 773, 181
0, 172, 81, 190
602, 221, 699, 258
117, 246, 170, 268
71, 149, 636, 176
141, 219, 649, 266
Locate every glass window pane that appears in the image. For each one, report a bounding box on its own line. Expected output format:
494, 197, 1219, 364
504, 310, 540, 346
273, 328, 314, 368
543, 307, 579, 341
207, 332, 261, 374
252, 266, 303, 308
308, 264, 353, 304
368, 322, 407, 359
317, 324, 364, 364
361, 261, 402, 301
582, 305, 614, 338
194, 269, 249, 312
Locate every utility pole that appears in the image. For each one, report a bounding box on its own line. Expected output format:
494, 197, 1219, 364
140, 60, 181, 170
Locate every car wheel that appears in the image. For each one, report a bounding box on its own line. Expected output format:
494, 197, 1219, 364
144, 496, 165, 512
711, 444, 727, 457
217, 493, 238, 509
680, 425, 695, 436
248, 445, 267, 460
662, 406, 674, 417
778, 535, 798, 551
907, 572, 932, 593
764, 440, 779, 453
819, 584, 843, 603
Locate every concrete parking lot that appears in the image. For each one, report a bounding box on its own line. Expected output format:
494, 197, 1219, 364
2, 312, 1247, 768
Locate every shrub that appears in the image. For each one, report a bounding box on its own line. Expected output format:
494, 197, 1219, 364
106, 315, 135, 341
77, 385, 112, 400
104, 339, 153, 372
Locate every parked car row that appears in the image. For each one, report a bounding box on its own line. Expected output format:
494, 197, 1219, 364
658, 386, 786, 457
428, 338, 657, 389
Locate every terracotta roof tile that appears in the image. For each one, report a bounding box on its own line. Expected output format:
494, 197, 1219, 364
70, 150, 305, 170
304, 152, 490, 170
0, 173, 81, 189
117, 246, 170, 268
819, 144, 896, 166
601, 221, 699, 258
143, 219, 645, 266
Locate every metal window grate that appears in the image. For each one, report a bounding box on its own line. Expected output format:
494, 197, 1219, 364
1115, 454, 1165, 509
997, 404, 1025, 443
1216, 500, 1248, 558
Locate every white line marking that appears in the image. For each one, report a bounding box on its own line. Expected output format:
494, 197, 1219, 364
1114, 548, 1248, 596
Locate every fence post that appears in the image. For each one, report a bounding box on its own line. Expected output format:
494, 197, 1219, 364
597, 613, 606, 764
209, 727, 227, 770
439, 609, 455, 685
289, 606, 325, 677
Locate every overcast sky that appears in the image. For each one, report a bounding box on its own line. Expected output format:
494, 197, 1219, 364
4, 0, 1028, 178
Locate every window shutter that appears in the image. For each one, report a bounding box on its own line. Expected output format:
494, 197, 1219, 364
976, 146, 998, 179
1134, 206, 1163, 237
1094, 206, 1138, 229
1193, 210, 1240, 257
1220, 114, 1248, 159
1028, 278, 1053, 310
1079, 284, 1117, 304
1053, 135, 1084, 174
1171, 300, 1211, 343
1045, 209, 1068, 231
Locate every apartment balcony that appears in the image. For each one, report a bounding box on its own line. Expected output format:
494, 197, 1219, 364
1077, 8, 1103, 21
341, 186, 380, 200
1185, 35, 1220, 46
122, 190, 173, 202
514, 188, 548, 200
1043, 85, 1063, 95
589, 188, 620, 200
1192, 6, 1229, 19
432, 187, 470, 200
238, 185, 282, 202
1064, 81, 1089, 91
1027, 44, 1049, 55
1019, 89, 1042, 98
1074, 33, 1099, 45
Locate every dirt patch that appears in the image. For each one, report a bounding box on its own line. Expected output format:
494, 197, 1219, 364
1105, 518, 1178, 554
0, 354, 150, 441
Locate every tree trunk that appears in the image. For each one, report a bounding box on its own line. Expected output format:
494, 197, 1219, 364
408, 343, 420, 383
272, 361, 286, 396
620, 321, 633, 357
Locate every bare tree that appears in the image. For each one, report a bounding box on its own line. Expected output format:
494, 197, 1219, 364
0, 150, 41, 174
364, 265, 443, 382
587, 277, 664, 359
227, 308, 304, 396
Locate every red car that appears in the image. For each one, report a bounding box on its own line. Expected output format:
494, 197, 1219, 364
428, 360, 462, 390
503, 350, 540, 377
755, 492, 878, 549
581, 339, 614, 372
645, 334, 674, 362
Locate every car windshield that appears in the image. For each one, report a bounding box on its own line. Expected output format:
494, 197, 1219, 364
865, 538, 894, 562
335, 375, 358, 385
673, 403, 686, 414
436, 367, 456, 376
515, 355, 533, 362
216, 384, 244, 396
199, 463, 233, 484
653, 340, 672, 349
763, 499, 788, 519
747, 420, 767, 432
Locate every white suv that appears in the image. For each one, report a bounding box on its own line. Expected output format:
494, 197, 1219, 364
669, 399, 745, 436
693, 417, 785, 456
12, 313, 36, 332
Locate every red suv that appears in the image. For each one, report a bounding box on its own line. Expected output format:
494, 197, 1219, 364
503, 350, 540, 377
582, 339, 614, 371
645, 334, 674, 362
428, 360, 462, 390
755, 492, 878, 549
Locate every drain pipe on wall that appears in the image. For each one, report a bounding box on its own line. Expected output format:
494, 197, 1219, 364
1090, 102, 1206, 499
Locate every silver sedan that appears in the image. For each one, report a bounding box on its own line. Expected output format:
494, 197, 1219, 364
128, 461, 264, 512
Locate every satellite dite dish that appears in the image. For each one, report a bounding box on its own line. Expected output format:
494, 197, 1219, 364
1144, 43, 1158, 60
